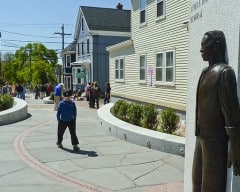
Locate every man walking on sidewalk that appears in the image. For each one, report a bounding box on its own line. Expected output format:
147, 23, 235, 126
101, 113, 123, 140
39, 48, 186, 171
56, 90, 80, 151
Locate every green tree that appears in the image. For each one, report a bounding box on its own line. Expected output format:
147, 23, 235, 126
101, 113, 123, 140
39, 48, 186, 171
1, 53, 16, 84
1, 43, 58, 86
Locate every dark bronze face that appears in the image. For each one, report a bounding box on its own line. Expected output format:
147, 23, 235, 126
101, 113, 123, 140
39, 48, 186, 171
200, 34, 215, 61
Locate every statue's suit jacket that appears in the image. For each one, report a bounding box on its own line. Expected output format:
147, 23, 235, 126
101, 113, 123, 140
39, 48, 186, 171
195, 63, 240, 141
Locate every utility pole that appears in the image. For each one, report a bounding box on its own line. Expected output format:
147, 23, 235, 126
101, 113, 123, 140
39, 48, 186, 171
0, 32, 2, 82
29, 49, 32, 86
54, 24, 71, 83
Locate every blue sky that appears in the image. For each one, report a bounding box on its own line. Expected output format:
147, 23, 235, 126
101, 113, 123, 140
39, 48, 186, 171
0, 0, 131, 59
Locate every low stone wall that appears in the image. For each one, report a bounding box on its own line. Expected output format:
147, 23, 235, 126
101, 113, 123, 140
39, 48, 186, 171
0, 98, 28, 125
97, 103, 185, 157
43, 96, 54, 104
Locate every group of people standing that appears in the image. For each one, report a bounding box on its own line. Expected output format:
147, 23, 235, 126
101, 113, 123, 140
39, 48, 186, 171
1, 82, 26, 100
34, 84, 54, 99
85, 81, 111, 109
85, 81, 101, 108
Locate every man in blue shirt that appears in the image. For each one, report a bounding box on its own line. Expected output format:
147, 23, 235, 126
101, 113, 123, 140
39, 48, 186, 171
54, 83, 64, 111
56, 90, 80, 151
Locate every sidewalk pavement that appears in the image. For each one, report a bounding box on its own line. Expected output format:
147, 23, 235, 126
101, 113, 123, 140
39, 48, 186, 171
0, 95, 184, 192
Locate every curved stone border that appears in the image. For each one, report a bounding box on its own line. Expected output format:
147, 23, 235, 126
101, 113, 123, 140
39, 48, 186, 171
43, 96, 54, 104
97, 103, 185, 157
0, 98, 28, 125
13, 121, 110, 192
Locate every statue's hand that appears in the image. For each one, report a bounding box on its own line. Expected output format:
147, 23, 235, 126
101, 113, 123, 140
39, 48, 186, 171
228, 137, 240, 176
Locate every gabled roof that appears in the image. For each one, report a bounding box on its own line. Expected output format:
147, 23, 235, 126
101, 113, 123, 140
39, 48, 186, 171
80, 6, 131, 32
63, 40, 77, 53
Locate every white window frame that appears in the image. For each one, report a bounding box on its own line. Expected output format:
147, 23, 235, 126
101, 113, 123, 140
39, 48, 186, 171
66, 76, 71, 90
156, 0, 166, 21
81, 41, 84, 56
115, 57, 125, 82
155, 49, 175, 86
77, 43, 81, 57
81, 17, 84, 32
72, 68, 76, 83
156, 52, 164, 81
140, 0, 146, 24
87, 38, 90, 54
77, 68, 81, 84
66, 55, 71, 68
139, 54, 147, 84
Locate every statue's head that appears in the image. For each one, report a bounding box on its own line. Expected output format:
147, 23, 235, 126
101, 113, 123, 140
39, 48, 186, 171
200, 30, 226, 63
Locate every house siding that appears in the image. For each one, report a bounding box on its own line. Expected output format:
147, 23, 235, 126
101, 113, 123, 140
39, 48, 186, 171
92, 35, 130, 91
109, 0, 189, 112
73, 6, 131, 92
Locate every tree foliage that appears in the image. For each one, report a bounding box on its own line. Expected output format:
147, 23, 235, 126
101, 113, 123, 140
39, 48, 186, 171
1, 43, 58, 86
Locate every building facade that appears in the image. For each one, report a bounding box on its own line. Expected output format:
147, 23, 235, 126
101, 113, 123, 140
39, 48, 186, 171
71, 5, 131, 91
107, 0, 189, 113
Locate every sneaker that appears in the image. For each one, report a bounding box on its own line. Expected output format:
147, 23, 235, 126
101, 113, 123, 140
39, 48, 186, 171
73, 145, 80, 151
56, 142, 63, 149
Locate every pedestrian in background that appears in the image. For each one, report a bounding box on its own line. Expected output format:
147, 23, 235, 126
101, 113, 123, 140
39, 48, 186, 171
104, 82, 111, 104
56, 90, 80, 151
85, 82, 91, 101
40, 84, 46, 99
93, 81, 101, 109
89, 82, 95, 108
53, 83, 64, 111
2, 82, 12, 95
15, 83, 23, 99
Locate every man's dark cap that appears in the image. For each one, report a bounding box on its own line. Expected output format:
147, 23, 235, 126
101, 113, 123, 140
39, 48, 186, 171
63, 90, 72, 97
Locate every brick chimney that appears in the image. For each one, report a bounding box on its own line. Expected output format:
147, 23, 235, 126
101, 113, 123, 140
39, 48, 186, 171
116, 3, 123, 10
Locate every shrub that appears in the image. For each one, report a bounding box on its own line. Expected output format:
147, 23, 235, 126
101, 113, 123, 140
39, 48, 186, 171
160, 108, 179, 134
49, 92, 54, 100
0, 94, 14, 111
113, 100, 129, 121
127, 102, 143, 126
141, 104, 159, 130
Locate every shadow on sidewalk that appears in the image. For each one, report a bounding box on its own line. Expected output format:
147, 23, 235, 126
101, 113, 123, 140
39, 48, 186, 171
60, 147, 98, 157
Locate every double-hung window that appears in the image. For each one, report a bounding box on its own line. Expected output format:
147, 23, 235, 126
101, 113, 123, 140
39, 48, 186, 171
77, 43, 81, 57
66, 55, 71, 68
77, 69, 81, 84
157, 0, 165, 17
156, 52, 163, 81
156, 50, 175, 84
87, 39, 90, 54
81, 42, 84, 56
140, 0, 146, 23
72, 68, 76, 83
67, 77, 71, 90
140, 55, 146, 81
166, 51, 174, 82
81, 17, 84, 31
115, 58, 124, 80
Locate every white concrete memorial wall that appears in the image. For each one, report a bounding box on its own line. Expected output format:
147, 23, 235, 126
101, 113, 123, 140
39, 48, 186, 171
185, 0, 240, 191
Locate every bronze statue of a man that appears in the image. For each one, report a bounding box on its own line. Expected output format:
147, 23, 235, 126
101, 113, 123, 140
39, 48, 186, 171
192, 30, 240, 192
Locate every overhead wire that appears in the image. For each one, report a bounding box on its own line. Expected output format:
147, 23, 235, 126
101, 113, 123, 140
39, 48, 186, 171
0, 23, 74, 54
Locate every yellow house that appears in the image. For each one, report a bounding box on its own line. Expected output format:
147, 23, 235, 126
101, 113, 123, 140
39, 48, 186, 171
107, 0, 189, 115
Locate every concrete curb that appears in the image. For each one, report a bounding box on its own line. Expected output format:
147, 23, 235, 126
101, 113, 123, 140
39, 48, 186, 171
43, 96, 54, 104
97, 103, 185, 157
0, 97, 28, 125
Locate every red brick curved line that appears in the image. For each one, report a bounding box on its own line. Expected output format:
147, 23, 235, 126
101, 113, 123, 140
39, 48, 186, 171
13, 122, 110, 192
